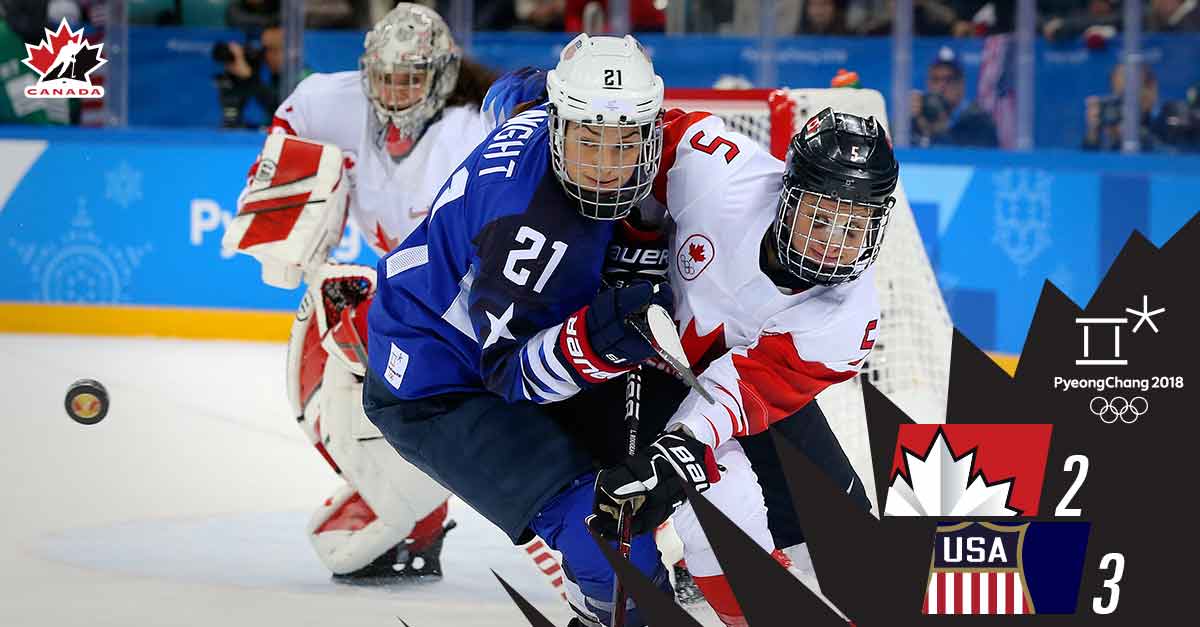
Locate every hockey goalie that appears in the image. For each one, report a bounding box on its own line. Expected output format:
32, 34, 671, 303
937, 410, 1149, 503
219, 3, 512, 581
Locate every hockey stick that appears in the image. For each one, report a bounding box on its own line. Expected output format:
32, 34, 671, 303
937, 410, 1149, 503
611, 366, 642, 627
628, 304, 715, 405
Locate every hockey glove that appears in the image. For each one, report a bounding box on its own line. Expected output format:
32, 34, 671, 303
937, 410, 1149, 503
603, 217, 670, 288
589, 430, 722, 538
558, 281, 674, 385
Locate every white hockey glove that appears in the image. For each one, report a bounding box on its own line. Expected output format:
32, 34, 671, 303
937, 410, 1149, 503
223, 134, 350, 289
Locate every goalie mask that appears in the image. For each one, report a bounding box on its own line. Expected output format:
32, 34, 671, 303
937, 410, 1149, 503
360, 3, 461, 159
546, 34, 664, 221
772, 108, 898, 286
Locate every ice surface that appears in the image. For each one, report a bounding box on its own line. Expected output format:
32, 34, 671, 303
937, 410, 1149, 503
0, 334, 576, 627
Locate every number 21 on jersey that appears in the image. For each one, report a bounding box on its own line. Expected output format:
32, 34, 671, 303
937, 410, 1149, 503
503, 226, 569, 293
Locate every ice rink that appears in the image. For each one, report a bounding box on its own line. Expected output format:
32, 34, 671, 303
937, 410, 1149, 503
0, 333, 585, 627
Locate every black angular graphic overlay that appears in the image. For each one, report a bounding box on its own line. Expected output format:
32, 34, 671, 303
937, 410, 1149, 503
771, 424, 934, 625
590, 526, 702, 627
492, 570, 558, 627
680, 480, 844, 626
502, 213, 1197, 625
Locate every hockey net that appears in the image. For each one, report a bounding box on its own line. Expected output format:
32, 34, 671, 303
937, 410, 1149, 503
664, 88, 953, 512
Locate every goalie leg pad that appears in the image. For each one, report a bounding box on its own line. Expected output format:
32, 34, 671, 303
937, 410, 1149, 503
309, 357, 452, 575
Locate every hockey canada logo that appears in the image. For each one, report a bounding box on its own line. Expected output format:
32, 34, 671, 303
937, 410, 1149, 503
677, 234, 714, 281
21, 18, 106, 99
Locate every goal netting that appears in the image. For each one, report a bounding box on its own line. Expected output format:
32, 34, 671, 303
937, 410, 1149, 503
664, 88, 953, 513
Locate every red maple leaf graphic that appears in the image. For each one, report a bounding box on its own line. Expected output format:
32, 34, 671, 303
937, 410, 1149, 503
373, 222, 397, 253
679, 318, 725, 374
23, 19, 82, 76
687, 242, 706, 263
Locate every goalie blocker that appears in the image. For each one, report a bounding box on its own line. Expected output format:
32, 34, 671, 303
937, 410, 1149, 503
223, 134, 351, 289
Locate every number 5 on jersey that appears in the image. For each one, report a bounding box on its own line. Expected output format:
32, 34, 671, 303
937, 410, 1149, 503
504, 226, 569, 293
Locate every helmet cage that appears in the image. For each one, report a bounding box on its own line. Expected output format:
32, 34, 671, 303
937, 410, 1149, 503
358, 5, 461, 153
548, 104, 664, 221
773, 183, 894, 286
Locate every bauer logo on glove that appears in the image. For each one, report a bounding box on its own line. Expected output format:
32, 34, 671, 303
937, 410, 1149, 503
589, 429, 722, 538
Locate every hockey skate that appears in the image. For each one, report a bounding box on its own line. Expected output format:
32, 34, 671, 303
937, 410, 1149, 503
333, 519, 457, 583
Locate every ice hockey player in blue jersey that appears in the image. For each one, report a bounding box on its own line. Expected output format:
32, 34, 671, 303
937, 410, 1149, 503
364, 35, 720, 626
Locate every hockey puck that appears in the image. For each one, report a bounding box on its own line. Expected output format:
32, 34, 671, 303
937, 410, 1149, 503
65, 379, 109, 425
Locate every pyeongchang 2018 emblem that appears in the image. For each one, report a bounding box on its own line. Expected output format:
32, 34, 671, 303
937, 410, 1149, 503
21, 18, 106, 99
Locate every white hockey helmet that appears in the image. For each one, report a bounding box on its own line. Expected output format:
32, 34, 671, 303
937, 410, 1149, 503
359, 3, 461, 155
546, 34, 665, 220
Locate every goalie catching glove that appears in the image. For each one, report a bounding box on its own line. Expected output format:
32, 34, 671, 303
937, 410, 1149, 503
588, 429, 722, 538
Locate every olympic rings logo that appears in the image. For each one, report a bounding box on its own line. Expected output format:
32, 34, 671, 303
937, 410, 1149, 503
1089, 396, 1149, 424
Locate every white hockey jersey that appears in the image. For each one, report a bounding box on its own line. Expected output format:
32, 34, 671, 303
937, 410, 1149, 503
653, 110, 882, 450
269, 71, 493, 255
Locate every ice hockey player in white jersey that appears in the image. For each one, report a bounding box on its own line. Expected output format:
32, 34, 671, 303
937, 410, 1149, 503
268, 4, 499, 255
590, 106, 898, 625
221, 4, 521, 581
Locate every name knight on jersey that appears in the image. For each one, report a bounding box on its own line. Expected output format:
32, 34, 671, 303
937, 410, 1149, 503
479, 109, 549, 179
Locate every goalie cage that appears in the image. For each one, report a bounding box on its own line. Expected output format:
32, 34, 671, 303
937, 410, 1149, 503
663, 87, 953, 514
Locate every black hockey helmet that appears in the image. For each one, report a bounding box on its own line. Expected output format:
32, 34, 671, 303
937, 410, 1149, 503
772, 107, 899, 286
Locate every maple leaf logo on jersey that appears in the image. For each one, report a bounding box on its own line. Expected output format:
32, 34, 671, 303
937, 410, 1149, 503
677, 234, 714, 281
22, 18, 105, 99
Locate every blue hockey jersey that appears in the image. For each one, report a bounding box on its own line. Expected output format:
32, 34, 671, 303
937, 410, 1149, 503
367, 105, 615, 403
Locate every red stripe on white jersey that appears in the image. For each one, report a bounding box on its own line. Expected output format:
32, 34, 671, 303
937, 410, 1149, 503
269, 115, 298, 136
652, 109, 712, 205
730, 333, 856, 435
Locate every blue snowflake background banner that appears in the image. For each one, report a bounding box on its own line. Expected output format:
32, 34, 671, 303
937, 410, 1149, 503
0, 128, 1197, 354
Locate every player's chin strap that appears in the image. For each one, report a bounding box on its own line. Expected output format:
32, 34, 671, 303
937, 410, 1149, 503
223, 134, 351, 289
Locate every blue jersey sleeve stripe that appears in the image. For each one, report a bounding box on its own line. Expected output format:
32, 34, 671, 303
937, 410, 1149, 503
537, 324, 578, 389
519, 350, 566, 403
524, 328, 578, 398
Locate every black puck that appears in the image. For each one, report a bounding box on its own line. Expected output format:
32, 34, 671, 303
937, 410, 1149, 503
65, 379, 109, 425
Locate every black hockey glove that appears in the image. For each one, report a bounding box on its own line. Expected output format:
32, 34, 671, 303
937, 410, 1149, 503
558, 281, 674, 385
603, 218, 670, 288
589, 430, 722, 538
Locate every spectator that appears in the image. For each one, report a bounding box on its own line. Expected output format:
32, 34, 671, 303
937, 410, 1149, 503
564, 0, 666, 32
1042, 0, 1118, 42
305, 0, 359, 29
227, 0, 280, 31
858, 0, 965, 36
800, 0, 851, 34
213, 21, 293, 128
1083, 65, 1169, 151
1147, 0, 1200, 32
720, 0, 803, 35
516, 0, 565, 30
910, 47, 999, 147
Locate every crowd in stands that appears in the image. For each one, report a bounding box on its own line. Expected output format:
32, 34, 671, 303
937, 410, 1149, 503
1, 0, 1196, 151
7, 0, 1189, 37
